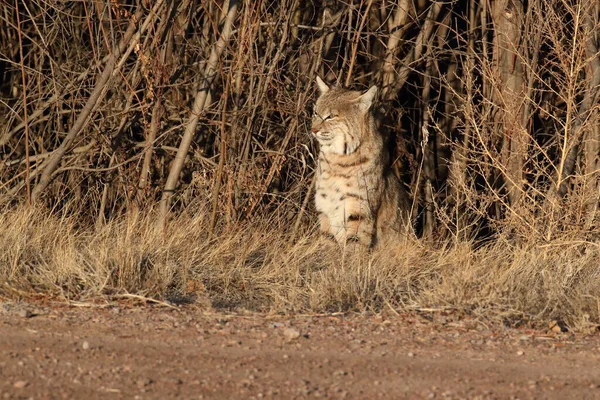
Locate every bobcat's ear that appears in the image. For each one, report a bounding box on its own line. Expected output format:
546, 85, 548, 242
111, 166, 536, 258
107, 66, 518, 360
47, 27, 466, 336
357, 86, 378, 112
316, 76, 330, 94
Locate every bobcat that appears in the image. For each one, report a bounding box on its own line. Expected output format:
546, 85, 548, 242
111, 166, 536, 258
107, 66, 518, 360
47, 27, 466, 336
311, 76, 407, 247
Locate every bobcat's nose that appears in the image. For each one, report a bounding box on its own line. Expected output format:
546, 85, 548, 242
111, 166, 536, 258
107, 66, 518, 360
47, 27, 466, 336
311, 127, 319, 134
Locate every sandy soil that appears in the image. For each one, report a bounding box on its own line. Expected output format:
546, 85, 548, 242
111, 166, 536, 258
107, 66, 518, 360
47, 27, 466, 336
1, 301, 600, 400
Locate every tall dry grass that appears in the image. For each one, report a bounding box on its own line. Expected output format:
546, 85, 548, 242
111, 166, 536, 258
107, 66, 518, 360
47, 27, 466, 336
1, 199, 599, 330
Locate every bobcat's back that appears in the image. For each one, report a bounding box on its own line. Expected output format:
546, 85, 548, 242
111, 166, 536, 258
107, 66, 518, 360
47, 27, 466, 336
311, 77, 407, 246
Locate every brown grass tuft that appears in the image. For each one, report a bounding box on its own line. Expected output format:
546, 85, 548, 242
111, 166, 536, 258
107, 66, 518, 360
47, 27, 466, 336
1, 202, 599, 331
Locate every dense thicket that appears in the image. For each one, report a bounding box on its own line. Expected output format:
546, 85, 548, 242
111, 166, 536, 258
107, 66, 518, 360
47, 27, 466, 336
1, 0, 599, 241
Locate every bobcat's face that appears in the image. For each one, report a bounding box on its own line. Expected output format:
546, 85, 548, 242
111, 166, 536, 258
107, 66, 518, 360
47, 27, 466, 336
311, 77, 378, 155
311, 104, 353, 154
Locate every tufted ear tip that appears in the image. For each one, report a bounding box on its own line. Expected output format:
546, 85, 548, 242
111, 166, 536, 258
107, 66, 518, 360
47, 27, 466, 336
316, 76, 330, 94
357, 85, 378, 111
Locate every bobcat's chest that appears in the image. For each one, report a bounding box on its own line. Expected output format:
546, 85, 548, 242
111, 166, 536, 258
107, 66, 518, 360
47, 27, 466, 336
315, 157, 369, 220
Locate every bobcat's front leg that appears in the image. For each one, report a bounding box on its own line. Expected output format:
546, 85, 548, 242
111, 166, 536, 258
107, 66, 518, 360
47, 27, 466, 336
343, 214, 376, 247
318, 212, 334, 238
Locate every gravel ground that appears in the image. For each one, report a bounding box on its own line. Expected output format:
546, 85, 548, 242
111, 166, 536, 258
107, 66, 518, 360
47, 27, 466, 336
1, 301, 600, 399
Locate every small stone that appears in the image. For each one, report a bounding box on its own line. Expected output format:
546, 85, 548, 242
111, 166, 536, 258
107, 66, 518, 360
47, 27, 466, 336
136, 378, 153, 388
283, 328, 301, 341
516, 350, 524, 356
548, 320, 568, 333
407, 352, 415, 357
82, 341, 90, 350
13, 381, 28, 389
18, 309, 31, 318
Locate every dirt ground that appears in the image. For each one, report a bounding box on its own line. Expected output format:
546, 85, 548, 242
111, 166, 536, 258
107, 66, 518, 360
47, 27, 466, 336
1, 301, 600, 400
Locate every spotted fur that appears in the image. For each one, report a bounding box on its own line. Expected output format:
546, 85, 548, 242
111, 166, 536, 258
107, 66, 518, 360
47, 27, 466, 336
311, 76, 408, 247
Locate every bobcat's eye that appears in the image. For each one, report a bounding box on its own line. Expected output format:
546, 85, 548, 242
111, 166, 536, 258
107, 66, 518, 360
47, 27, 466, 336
314, 111, 337, 121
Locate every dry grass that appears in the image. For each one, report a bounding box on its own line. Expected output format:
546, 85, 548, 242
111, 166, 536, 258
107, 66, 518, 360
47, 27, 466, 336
1, 201, 599, 331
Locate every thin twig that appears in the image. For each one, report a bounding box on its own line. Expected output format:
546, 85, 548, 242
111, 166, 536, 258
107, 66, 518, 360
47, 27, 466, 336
15, 0, 30, 205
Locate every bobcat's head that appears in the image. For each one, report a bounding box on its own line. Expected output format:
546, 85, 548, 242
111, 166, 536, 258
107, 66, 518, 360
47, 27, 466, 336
311, 76, 377, 155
